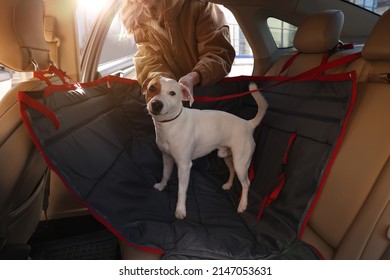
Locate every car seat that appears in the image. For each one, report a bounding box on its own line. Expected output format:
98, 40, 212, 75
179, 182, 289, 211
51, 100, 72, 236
266, 9, 346, 76
302, 9, 390, 260
0, 0, 54, 259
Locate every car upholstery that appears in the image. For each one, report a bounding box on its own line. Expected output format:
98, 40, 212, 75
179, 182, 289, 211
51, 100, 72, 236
0, 0, 388, 260
0, 0, 59, 259
264, 8, 390, 259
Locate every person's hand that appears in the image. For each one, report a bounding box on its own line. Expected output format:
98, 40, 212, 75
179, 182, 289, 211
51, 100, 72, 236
178, 71, 201, 94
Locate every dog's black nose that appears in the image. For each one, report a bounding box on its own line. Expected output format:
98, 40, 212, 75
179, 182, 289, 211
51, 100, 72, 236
151, 100, 163, 114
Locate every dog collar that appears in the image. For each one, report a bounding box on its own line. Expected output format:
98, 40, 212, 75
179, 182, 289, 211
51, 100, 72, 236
156, 108, 183, 123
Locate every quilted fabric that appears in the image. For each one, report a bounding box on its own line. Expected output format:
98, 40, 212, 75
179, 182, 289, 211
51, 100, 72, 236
19, 72, 356, 259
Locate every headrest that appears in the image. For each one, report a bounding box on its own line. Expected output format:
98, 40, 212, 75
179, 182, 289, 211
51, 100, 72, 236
362, 9, 390, 61
294, 10, 344, 54
0, 0, 50, 72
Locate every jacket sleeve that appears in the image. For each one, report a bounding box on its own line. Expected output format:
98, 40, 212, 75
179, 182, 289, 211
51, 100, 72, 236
133, 43, 176, 87
192, 3, 236, 86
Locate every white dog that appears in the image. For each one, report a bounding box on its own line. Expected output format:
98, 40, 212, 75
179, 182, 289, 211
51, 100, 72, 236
144, 76, 268, 219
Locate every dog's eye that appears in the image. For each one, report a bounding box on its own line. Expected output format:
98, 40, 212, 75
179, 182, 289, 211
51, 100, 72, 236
169, 91, 176, 96
149, 85, 156, 92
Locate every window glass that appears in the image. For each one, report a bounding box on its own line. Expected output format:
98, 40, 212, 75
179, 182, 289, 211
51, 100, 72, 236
77, 0, 137, 78
76, 0, 110, 56
0, 66, 12, 100
0, 66, 33, 101
219, 6, 254, 76
267, 18, 297, 49
98, 14, 137, 78
344, 0, 390, 15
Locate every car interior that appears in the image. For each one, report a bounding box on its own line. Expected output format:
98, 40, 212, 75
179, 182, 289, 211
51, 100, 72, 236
0, 0, 389, 260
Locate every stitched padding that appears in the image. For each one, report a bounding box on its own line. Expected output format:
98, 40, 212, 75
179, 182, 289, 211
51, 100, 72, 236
19, 72, 356, 259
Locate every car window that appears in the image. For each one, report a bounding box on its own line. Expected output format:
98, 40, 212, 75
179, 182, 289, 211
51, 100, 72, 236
77, 0, 109, 55
98, 14, 137, 78
0, 66, 33, 101
0, 66, 12, 100
344, 0, 390, 15
267, 18, 298, 49
219, 6, 254, 76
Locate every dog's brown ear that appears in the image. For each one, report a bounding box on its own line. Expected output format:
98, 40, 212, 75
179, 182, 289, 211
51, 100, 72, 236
142, 74, 172, 94
180, 83, 194, 107
142, 77, 153, 95
143, 76, 162, 103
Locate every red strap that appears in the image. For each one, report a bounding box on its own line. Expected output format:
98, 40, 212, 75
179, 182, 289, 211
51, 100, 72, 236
320, 53, 330, 65
34, 65, 74, 85
257, 133, 297, 221
280, 52, 330, 77
267, 172, 286, 203
278, 42, 354, 76
279, 52, 302, 76
34, 71, 53, 86
256, 174, 285, 221
48, 65, 74, 84
285, 51, 361, 81
194, 52, 362, 103
18, 92, 60, 129
282, 133, 297, 164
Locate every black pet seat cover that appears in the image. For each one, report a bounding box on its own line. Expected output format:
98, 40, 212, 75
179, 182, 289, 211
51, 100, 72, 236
19, 67, 357, 259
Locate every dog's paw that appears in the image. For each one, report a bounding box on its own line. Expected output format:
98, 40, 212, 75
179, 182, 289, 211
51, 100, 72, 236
154, 182, 166, 191
222, 182, 233, 190
175, 207, 186, 220
237, 201, 247, 213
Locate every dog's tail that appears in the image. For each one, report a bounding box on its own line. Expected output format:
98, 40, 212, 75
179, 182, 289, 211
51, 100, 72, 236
248, 82, 268, 129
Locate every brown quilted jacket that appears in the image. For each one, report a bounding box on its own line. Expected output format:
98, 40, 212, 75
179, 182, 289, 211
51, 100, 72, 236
132, 0, 236, 87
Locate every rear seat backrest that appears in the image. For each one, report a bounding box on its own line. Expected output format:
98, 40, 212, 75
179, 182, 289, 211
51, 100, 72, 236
266, 10, 344, 76
302, 9, 390, 259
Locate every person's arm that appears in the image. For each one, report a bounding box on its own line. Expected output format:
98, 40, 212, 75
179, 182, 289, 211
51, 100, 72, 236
191, 3, 236, 86
133, 43, 176, 87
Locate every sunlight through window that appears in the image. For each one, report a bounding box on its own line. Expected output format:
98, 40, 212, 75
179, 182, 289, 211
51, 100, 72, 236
77, 0, 110, 16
